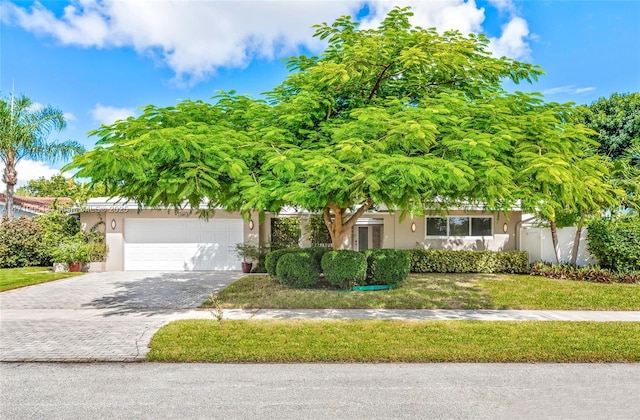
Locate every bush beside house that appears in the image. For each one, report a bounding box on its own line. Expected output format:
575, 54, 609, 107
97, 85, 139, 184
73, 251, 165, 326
321, 250, 367, 289
408, 249, 529, 274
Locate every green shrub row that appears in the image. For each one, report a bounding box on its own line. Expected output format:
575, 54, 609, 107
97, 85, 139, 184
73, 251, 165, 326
587, 217, 640, 272
530, 262, 639, 284
268, 248, 412, 289
408, 249, 529, 274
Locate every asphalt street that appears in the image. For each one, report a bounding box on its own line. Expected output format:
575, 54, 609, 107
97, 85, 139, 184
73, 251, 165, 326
2, 363, 639, 419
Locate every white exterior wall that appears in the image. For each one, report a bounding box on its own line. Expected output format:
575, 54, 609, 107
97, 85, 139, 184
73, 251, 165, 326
519, 227, 598, 266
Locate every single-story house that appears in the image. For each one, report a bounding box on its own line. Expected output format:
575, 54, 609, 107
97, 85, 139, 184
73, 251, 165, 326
0, 193, 73, 218
77, 198, 523, 271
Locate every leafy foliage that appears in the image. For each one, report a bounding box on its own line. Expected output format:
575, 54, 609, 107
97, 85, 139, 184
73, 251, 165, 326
270, 217, 301, 250
0, 216, 46, 268
587, 217, 640, 272
306, 214, 332, 247
530, 262, 639, 284
321, 250, 367, 289
363, 249, 410, 285
66, 8, 618, 250
16, 174, 106, 202
579, 92, 640, 159
409, 249, 529, 274
275, 251, 320, 288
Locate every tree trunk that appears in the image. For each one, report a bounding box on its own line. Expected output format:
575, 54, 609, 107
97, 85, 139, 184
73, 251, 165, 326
570, 214, 585, 266
2, 161, 17, 219
549, 219, 560, 264
323, 199, 374, 250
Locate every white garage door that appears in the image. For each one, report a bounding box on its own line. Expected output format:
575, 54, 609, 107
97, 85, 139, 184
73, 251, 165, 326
124, 219, 243, 271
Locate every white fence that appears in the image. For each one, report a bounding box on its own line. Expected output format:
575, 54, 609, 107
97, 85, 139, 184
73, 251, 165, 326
519, 227, 598, 266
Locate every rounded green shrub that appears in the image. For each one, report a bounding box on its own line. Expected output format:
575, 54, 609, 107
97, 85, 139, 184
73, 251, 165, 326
265, 248, 297, 278
276, 251, 319, 288
321, 250, 367, 289
364, 249, 410, 285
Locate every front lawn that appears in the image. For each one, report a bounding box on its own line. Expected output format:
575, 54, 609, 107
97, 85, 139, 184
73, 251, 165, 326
0, 266, 83, 292
147, 320, 640, 363
206, 273, 640, 310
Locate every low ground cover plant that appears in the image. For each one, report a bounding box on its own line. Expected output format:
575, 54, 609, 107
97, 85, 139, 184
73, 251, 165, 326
529, 262, 639, 284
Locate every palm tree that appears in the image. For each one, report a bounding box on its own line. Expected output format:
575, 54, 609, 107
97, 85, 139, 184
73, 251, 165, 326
1, 93, 84, 218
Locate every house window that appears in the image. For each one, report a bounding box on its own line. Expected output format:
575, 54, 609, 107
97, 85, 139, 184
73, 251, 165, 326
426, 217, 493, 237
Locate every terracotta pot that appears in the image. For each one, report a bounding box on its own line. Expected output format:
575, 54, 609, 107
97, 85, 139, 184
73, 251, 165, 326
68, 262, 82, 272
241, 262, 253, 273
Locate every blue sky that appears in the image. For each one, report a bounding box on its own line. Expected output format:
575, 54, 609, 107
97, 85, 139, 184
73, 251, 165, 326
1, 0, 639, 185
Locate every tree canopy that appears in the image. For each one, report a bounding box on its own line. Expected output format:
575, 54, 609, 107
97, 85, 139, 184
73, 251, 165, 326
1, 93, 84, 218
66, 7, 617, 249
16, 174, 106, 202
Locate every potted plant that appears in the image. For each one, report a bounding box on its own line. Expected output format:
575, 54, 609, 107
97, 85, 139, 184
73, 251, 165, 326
235, 243, 260, 273
51, 239, 92, 272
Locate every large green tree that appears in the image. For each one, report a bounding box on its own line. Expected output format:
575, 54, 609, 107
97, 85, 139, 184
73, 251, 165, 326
1, 94, 84, 218
66, 8, 617, 250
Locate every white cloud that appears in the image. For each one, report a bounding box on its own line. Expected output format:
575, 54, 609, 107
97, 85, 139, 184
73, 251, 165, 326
1, 0, 533, 81
488, 16, 531, 60
63, 112, 76, 121
360, 0, 485, 34
0, 159, 62, 188
543, 85, 596, 95
91, 103, 135, 125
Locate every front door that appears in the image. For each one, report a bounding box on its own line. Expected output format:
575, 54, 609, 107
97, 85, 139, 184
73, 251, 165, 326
356, 225, 383, 251
358, 226, 369, 251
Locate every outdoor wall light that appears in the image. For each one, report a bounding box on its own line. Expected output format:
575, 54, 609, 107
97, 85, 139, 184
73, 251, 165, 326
249, 220, 254, 230
503, 223, 508, 233
111, 219, 117, 230
411, 221, 416, 232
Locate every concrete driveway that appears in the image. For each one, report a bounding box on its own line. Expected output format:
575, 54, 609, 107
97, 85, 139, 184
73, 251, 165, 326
0, 271, 243, 362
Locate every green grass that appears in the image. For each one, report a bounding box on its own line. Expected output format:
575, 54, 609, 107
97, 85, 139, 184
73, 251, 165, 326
206, 273, 640, 310
147, 319, 640, 363
0, 266, 83, 292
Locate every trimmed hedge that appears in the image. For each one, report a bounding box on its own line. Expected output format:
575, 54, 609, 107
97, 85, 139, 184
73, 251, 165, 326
587, 217, 640, 272
276, 251, 319, 288
408, 249, 529, 274
321, 250, 367, 289
363, 249, 410, 285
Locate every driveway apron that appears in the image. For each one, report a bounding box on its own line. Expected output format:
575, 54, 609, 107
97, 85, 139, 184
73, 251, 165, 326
0, 271, 242, 362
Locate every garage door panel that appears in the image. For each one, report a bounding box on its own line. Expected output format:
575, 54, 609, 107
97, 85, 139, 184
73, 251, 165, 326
124, 219, 243, 270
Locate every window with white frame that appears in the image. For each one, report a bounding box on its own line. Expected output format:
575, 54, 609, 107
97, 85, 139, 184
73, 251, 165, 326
425, 216, 493, 237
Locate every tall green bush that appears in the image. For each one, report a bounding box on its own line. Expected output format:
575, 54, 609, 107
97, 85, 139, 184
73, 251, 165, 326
363, 249, 410, 285
587, 217, 640, 272
0, 216, 46, 268
321, 250, 367, 289
276, 251, 319, 288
